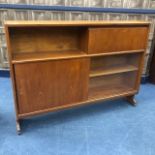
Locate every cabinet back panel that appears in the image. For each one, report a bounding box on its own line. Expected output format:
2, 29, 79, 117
9, 27, 86, 54
14, 58, 90, 114
88, 26, 148, 54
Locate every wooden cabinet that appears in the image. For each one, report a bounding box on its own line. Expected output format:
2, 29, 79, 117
5, 21, 149, 134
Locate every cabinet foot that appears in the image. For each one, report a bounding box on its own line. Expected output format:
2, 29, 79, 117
16, 120, 21, 135
126, 95, 137, 106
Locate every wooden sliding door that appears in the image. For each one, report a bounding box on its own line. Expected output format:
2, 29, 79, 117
88, 26, 148, 54
14, 58, 90, 114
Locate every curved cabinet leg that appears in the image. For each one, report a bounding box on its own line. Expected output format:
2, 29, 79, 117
126, 95, 137, 106
16, 120, 21, 135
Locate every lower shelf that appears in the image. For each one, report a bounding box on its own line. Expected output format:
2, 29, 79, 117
89, 85, 135, 100
89, 71, 137, 100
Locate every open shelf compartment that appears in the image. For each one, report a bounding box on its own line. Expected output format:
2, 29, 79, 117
90, 53, 141, 77
9, 26, 88, 62
89, 71, 137, 100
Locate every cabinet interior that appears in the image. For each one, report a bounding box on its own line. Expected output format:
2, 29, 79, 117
90, 53, 141, 77
89, 71, 137, 99
9, 26, 88, 61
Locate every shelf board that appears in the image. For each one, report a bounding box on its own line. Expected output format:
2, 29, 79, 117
12, 50, 87, 64
12, 49, 144, 64
89, 85, 135, 100
90, 65, 138, 78
89, 49, 145, 57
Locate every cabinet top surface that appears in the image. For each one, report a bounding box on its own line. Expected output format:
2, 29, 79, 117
5, 20, 150, 27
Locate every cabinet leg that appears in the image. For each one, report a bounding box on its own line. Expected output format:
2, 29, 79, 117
126, 95, 137, 106
16, 120, 21, 135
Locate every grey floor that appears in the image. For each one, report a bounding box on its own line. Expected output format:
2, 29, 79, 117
0, 77, 155, 155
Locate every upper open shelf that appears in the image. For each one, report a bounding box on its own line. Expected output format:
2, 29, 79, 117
9, 26, 88, 62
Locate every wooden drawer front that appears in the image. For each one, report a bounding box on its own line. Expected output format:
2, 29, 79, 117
88, 26, 148, 54
14, 58, 89, 114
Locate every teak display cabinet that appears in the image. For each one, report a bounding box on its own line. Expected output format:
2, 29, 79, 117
5, 21, 150, 134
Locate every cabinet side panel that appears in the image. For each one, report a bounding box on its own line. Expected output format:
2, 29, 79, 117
4, 25, 20, 121
135, 26, 150, 90
14, 58, 90, 114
